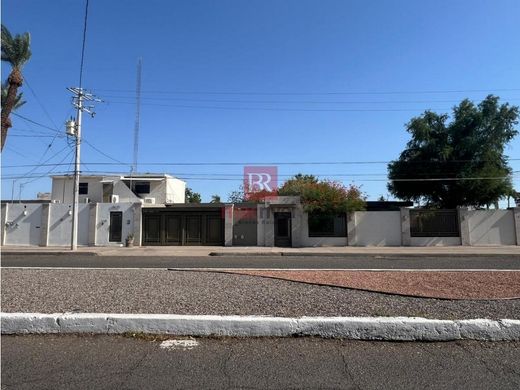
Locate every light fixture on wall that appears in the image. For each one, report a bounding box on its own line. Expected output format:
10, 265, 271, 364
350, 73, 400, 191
68, 210, 72, 216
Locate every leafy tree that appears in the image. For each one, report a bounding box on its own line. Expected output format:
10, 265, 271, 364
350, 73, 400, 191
227, 185, 246, 203
210, 194, 221, 203
388, 96, 518, 208
1, 25, 31, 151
185, 187, 201, 203
278, 174, 319, 195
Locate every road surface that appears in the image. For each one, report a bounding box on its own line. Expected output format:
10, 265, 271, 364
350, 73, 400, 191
2, 335, 520, 389
3, 254, 520, 269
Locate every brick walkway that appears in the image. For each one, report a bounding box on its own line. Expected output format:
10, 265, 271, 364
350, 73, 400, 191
222, 270, 520, 300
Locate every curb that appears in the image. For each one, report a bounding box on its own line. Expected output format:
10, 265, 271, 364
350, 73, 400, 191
2, 251, 98, 257
2, 313, 519, 341
209, 252, 520, 258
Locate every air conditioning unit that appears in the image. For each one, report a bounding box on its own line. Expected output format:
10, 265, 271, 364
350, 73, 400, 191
111, 195, 120, 203
144, 197, 155, 204
82, 198, 90, 203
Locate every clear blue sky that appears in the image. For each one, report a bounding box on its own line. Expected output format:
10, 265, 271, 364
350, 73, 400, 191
2, 0, 520, 202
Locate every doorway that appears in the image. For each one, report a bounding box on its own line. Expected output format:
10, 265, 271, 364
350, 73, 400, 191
274, 212, 292, 247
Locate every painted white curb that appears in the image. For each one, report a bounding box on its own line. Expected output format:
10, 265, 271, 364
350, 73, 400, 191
2, 313, 519, 341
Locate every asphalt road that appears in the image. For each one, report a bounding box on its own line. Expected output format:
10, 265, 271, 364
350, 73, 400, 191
3, 254, 520, 269
2, 335, 520, 390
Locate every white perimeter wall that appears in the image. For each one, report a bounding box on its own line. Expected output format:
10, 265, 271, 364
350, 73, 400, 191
48, 204, 90, 246
1, 202, 137, 247
467, 210, 516, 246
96, 203, 136, 246
349, 211, 401, 246
3, 204, 43, 246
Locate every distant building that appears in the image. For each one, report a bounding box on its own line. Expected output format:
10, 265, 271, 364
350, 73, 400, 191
50, 174, 186, 205
37, 192, 51, 201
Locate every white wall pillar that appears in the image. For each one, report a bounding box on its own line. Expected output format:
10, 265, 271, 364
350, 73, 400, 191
40, 204, 51, 247
224, 204, 234, 247
458, 207, 470, 246
347, 212, 356, 246
133, 202, 142, 246
88, 203, 98, 246
1, 203, 8, 246
400, 208, 411, 246
514, 208, 520, 246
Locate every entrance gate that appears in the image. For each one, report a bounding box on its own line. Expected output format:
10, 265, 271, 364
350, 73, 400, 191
142, 208, 224, 246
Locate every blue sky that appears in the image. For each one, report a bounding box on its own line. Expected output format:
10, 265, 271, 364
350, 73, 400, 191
2, 0, 520, 202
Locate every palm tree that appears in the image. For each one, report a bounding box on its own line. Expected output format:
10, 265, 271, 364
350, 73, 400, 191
1, 82, 26, 111
1, 24, 31, 151
210, 194, 221, 203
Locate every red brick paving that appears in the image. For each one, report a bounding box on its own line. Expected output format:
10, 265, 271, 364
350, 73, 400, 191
223, 270, 520, 300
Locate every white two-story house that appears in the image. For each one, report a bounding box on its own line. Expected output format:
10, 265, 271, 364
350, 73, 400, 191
51, 173, 186, 204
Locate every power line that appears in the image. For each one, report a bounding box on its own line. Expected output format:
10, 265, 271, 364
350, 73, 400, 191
78, 0, 90, 88
99, 95, 520, 105
82, 138, 129, 165
92, 87, 520, 96
11, 112, 61, 134
3, 158, 520, 169
106, 101, 453, 112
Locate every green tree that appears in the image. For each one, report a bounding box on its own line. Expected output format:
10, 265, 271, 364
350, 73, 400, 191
227, 185, 246, 203
280, 174, 366, 213
1, 25, 31, 151
388, 95, 518, 208
210, 194, 221, 203
185, 187, 201, 203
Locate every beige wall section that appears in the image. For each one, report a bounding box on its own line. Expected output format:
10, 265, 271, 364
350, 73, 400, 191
165, 178, 186, 204
467, 210, 516, 246
349, 211, 401, 246
224, 204, 234, 247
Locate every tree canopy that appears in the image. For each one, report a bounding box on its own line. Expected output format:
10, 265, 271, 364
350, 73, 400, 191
388, 95, 518, 208
228, 174, 366, 213
185, 187, 201, 203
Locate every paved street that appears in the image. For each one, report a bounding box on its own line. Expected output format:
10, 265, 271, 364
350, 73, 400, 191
2, 335, 520, 389
3, 253, 520, 269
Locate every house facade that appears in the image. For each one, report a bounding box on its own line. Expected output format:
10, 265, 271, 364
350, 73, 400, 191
51, 174, 186, 205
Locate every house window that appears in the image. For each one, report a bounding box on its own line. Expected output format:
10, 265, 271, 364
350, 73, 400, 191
134, 182, 150, 194
79, 182, 88, 195
308, 213, 347, 237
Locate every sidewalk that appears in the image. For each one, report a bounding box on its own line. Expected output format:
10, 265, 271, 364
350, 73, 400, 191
2, 245, 520, 257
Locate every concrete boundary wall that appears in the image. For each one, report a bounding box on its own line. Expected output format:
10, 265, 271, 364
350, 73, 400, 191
1, 202, 139, 247
2, 203, 518, 247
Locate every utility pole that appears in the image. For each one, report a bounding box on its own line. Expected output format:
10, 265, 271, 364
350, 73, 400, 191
66, 87, 100, 250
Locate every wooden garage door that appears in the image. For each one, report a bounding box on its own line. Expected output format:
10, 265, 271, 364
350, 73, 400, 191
142, 210, 223, 246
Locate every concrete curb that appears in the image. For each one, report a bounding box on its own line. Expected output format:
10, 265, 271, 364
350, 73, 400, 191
2, 313, 519, 341
209, 252, 520, 258
1, 251, 99, 257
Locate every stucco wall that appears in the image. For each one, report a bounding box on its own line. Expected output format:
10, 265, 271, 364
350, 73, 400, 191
349, 211, 401, 246
467, 210, 516, 246
48, 204, 90, 246
3, 204, 43, 246
95, 203, 136, 246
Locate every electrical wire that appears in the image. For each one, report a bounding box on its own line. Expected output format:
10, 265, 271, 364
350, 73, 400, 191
92, 87, 520, 96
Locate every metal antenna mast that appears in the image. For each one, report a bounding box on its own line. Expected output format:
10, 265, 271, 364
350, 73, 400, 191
131, 58, 142, 175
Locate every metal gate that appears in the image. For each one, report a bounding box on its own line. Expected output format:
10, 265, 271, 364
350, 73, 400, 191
142, 208, 224, 246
